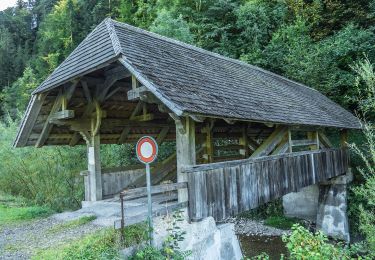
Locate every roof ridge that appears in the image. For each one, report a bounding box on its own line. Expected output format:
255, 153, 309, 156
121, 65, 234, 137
109, 19, 321, 94
105, 18, 122, 55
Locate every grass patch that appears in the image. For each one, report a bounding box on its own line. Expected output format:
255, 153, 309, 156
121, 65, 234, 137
264, 215, 302, 230
33, 228, 121, 260
34, 223, 148, 260
0, 193, 54, 227
47, 215, 97, 234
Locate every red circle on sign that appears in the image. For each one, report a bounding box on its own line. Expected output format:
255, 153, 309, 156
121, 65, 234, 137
136, 136, 158, 164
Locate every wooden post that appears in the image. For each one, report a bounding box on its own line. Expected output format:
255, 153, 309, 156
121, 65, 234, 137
340, 129, 348, 148
176, 116, 196, 203
288, 128, 292, 153
307, 131, 319, 150
204, 121, 214, 163
87, 134, 102, 201
239, 125, 249, 157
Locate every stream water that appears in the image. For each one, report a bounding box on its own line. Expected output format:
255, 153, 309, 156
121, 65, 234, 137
239, 235, 288, 259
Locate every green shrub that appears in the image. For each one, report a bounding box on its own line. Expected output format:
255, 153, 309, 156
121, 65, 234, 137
130, 210, 190, 260
130, 245, 165, 260
282, 224, 356, 260
349, 58, 375, 257
0, 116, 86, 211
122, 222, 149, 248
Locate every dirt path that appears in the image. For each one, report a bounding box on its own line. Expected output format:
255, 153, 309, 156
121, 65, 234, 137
0, 216, 103, 260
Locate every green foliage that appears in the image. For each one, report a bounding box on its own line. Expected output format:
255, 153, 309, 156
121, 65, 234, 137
1, 67, 39, 116
150, 10, 194, 44
236, 0, 287, 64
122, 222, 149, 248
33, 228, 121, 260
0, 116, 86, 211
130, 210, 190, 260
282, 224, 353, 260
162, 210, 190, 259
0, 193, 53, 227
349, 58, 375, 257
264, 215, 301, 230
47, 215, 96, 234
130, 245, 165, 260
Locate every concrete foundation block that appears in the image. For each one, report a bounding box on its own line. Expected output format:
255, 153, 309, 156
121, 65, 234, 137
283, 184, 319, 221
151, 211, 243, 260
317, 183, 350, 242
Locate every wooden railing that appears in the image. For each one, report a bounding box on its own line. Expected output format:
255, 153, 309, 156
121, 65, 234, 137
183, 148, 349, 222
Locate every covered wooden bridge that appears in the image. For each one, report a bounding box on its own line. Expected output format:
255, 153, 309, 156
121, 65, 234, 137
15, 18, 360, 240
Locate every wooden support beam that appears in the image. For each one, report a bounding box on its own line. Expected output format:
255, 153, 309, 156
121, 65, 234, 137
318, 131, 333, 148
307, 131, 319, 150
15, 93, 47, 147
247, 137, 260, 151
70, 70, 129, 145
131, 75, 138, 90
271, 133, 288, 155
288, 128, 292, 153
35, 90, 64, 147
35, 80, 78, 147
104, 66, 129, 78
250, 126, 288, 158
340, 129, 348, 148
130, 113, 155, 122
239, 126, 249, 157
224, 118, 235, 124
176, 116, 196, 202
98, 69, 130, 101
104, 86, 121, 101
82, 81, 92, 103
156, 126, 170, 145
86, 135, 102, 201
292, 139, 317, 147
127, 86, 150, 101
49, 110, 75, 122
118, 101, 143, 144
203, 120, 214, 163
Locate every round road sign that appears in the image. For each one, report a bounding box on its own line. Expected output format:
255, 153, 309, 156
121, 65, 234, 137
136, 136, 158, 164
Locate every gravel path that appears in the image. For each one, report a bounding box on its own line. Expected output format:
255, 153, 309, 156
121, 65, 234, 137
0, 216, 103, 260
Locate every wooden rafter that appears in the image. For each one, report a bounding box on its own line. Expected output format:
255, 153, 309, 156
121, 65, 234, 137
36, 81, 79, 147
35, 90, 64, 147
69, 71, 129, 145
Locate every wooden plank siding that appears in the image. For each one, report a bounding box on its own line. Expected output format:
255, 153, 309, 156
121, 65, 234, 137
185, 148, 349, 222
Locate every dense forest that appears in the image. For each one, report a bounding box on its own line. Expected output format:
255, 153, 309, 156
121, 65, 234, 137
0, 0, 374, 258
0, 0, 375, 117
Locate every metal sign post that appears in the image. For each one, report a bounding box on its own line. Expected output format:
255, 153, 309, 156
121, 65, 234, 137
145, 163, 153, 245
136, 136, 158, 246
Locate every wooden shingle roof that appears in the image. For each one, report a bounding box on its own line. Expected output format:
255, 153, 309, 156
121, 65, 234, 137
31, 18, 360, 129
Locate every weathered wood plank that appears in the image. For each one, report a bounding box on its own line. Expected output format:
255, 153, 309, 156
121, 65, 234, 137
122, 182, 187, 200
187, 148, 349, 222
